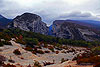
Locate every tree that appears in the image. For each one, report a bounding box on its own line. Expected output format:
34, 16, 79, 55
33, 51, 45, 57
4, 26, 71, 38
24, 38, 39, 47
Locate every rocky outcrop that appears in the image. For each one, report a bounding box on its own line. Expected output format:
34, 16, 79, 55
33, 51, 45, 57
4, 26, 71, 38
8, 13, 48, 35
50, 20, 100, 41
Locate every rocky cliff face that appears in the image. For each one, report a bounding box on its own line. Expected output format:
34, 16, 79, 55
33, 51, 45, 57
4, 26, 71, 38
8, 13, 48, 35
50, 20, 100, 41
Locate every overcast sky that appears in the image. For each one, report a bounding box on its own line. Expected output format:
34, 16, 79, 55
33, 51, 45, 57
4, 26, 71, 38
0, 0, 100, 25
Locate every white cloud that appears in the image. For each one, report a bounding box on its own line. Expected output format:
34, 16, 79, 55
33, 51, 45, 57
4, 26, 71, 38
63, 0, 90, 5
57, 11, 100, 21
0, 0, 100, 25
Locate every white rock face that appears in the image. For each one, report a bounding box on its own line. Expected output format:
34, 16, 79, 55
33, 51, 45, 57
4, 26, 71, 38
8, 13, 48, 35
50, 20, 100, 41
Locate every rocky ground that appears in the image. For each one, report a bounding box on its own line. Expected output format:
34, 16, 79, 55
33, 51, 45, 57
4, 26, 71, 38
0, 41, 37, 66
0, 41, 93, 67
46, 61, 93, 67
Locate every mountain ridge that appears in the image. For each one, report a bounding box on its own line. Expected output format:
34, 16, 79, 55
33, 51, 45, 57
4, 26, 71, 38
0, 13, 100, 41
8, 13, 48, 35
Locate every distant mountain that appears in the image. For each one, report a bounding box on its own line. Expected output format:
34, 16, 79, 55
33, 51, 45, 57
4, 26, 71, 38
8, 13, 48, 35
50, 20, 100, 30
70, 20, 100, 29
49, 20, 100, 41
0, 14, 4, 18
0, 14, 12, 29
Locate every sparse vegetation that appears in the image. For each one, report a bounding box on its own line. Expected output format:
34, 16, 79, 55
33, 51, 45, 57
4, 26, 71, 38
0, 40, 12, 47
23, 38, 39, 46
1, 28, 100, 67
48, 46, 54, 52
55, 51, 59, 54
13, 49, 21, 55
92, 46, 100, 55
33, 60, 42, 67
76, 50, 100, 66
61, 58, 68, 63
24, 46, 33, 51
1, 28, 100, 48
44, 50, 50, 53
0, 55, 6, 66
8, 59, 15, 63
94, 62, 100, 67
36, 50, 44, 54
3, 63, 16, 67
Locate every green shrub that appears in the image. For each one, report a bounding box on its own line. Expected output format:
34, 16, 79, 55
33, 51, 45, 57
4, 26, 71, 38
92, 46, 100, 55
16, 39, 26, 45
24, 38, 39, 46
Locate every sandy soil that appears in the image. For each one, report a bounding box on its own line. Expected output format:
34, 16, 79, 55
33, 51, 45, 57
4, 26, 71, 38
0, 41, 93, 67
0, 41, 37, 66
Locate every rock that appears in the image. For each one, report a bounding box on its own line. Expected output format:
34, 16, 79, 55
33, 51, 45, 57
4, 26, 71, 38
50, 20, 100, 41
8, 13, 48, 35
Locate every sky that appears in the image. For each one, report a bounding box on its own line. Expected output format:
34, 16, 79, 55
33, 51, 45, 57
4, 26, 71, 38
0, 0, 100, 25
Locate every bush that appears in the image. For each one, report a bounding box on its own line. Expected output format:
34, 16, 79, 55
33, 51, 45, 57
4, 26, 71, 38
48, 46, 54, 52
55, 51, 59, 54
0, 41, 4, 47
77, 58, 90, 64
8, 59, 15, 63
34, 60, 42, 67
32, 50, 37, 54
3, 63, 16, 67
2, 41, 12, 45
13, 49, 21, 55
45, 51, 50, 53
24, 47, 33, 51
56, 43, 60, 48
94, 62, 100, 67
92, 46, 100, 55
61, 50, 66, 54
44, 43, 48, 48
36, 50, 44, 54
0, 40, 12, 47
16, 39, 26, 45
61, 58, 65, 63
0, 55, 6, 66
77, 55, 100, 65
62, 46, 68, 50
23, 38, 39, 47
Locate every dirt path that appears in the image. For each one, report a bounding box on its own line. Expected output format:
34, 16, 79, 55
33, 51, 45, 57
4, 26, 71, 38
46, 61, 93, 67
0, 41, 38, 66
